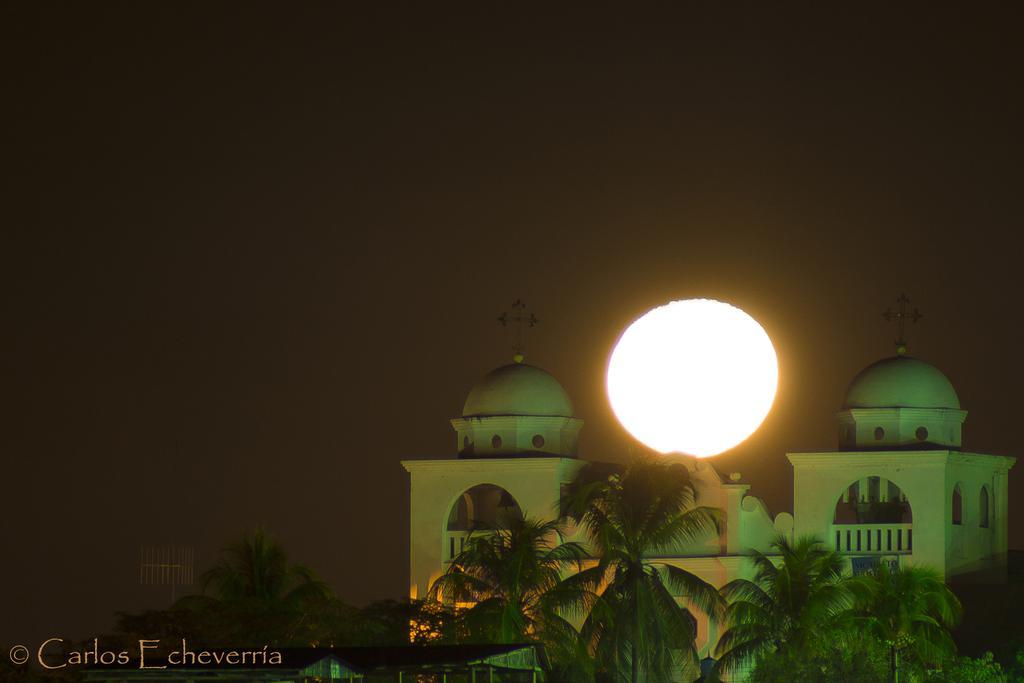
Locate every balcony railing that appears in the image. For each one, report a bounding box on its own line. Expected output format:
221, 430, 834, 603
445, 530, 471, 561
445, 529, 502, 561
832, 523, 912, 554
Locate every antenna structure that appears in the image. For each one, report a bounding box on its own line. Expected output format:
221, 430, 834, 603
139, 545, 195, 604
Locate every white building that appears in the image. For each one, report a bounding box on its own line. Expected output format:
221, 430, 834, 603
791, 354, 1014, 580
402, 351, 1014, 665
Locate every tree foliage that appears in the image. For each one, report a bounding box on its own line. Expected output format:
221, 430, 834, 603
846, 563, 962, 682
748, 629, 889, 683
926, 652, 1007, 683
562, 455, 724, 683
714, 534, 850, 676
170, 528, 334, 646
716, 537, 969, 683
92, 499, 996, 683
429, 517, 588, 645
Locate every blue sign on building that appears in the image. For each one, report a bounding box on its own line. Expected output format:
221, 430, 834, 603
851, 555, 899, 575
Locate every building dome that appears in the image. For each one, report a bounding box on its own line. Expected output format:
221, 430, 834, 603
463, 362, 574, 418
843, 356, 960, 410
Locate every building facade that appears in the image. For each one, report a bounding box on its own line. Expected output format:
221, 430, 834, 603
403, 351, 1014, 672
790, 354, 1014, 581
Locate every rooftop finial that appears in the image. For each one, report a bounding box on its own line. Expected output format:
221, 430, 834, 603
497, 299, 538, 363
882, 293, 922, 355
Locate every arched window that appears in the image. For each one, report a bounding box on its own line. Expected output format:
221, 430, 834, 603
980, 486, 990, 528
447, 484, 523, 532
952, 484, 963, 525
833, 477, 911, 524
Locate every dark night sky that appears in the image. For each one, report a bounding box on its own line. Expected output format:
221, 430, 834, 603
3, 2, 1023, 647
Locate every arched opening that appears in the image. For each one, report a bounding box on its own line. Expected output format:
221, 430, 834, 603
446, 484, 524, 560
832, 476, 913, 554
952, 484, 963, 525
447, 484, 523, 532
979, 486, 990, 528
834, 476, 912, 524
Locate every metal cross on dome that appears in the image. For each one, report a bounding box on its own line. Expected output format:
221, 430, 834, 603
498, 299, 538, 363
882, 293, 922, 355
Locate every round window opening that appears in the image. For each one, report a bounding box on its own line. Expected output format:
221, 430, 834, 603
874, 427, 885, 440
532, 434, 545, 448
491, 435, 502, 449
916, 426, 929, 441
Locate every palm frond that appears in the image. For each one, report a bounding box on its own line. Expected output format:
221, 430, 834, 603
660, 563, 725, 620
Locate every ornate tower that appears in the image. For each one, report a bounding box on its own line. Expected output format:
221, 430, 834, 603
451, 362, 584, 458
789, 353, 1014, 581
402, 358, 585, 601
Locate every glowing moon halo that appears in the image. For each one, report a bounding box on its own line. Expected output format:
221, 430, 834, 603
607, 299, 778, 457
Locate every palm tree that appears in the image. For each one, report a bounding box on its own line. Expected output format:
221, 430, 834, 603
428, 516, 589, 646
561, 456, 725, 683
175, 528, 332, 645
714, 534, 851, 677
195, 528, 330, 606
844, 563, 961, 683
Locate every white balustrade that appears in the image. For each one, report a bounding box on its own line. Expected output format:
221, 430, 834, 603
831, 523, 913, 554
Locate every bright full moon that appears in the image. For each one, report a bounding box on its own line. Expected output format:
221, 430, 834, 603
607, 299, 778, 457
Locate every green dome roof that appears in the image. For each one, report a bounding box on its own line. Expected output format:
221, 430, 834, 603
463, 363, 574, 417
843, 356, 960, 409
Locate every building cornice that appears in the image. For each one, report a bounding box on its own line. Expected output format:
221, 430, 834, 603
787, 450, 1015, 470
836, 407, 968, 423
949, 452, 1017, 469
450, 415, 584, 430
